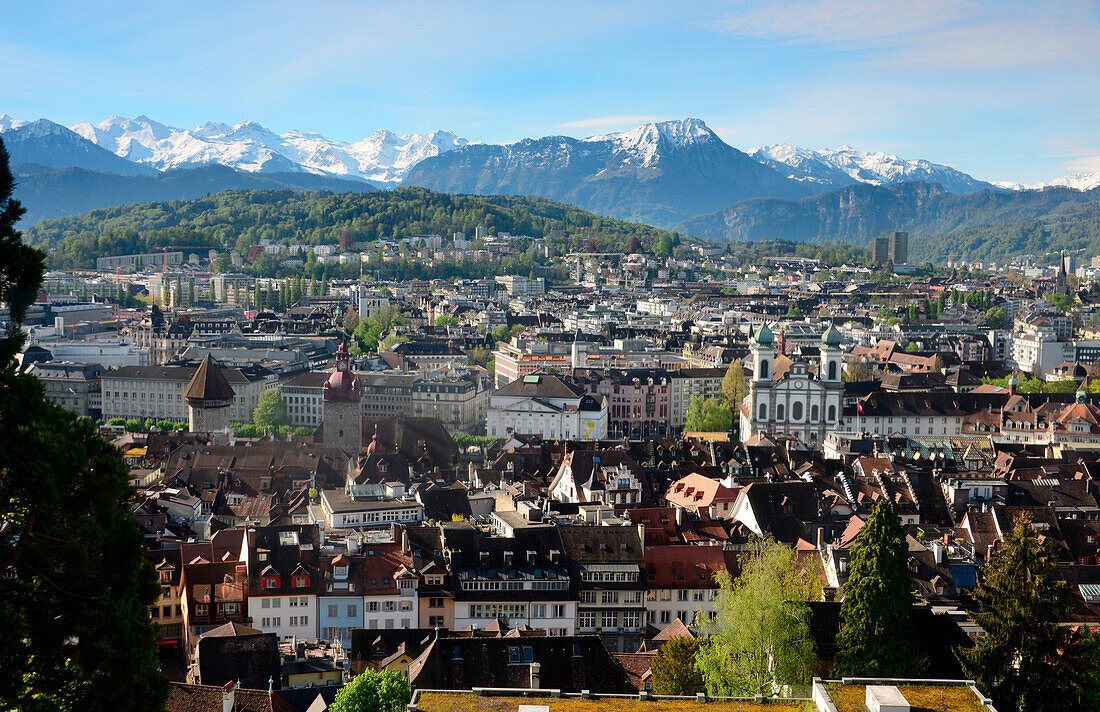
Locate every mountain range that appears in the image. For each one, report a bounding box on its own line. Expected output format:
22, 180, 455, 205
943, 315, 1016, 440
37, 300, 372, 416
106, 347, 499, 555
3, 113, 1100, 257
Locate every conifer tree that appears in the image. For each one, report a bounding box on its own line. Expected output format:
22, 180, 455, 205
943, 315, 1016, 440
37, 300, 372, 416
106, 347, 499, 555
833, 501, 919, 677
651, 636, 705, 695
960, 513, 1093, 712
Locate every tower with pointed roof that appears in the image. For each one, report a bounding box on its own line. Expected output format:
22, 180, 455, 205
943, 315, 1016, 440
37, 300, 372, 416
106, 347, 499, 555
751, 322, 776, 382
185, 354, 235, 433
322, 341, 363, 456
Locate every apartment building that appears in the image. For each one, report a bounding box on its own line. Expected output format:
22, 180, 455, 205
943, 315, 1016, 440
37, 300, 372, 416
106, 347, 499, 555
26, 362, 104, 418
100, 362, 277, 423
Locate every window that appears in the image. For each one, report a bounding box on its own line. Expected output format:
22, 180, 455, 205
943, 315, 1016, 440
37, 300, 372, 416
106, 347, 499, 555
759, 359, 769, 379
677, 589, 688, 601
333, 565, 348, 580
792, 401, 803, 421
292, 574, 310, 588
429, 597, 444, 608
759, 403, 767, 421
579, 612, 596, 628
508, 646, 534, 664
263, 576, 280, 589
828, 361, 837, 380
347, 604, 358, 618
429, 615, 445, 627
776, 404, 785, 421
328, 604, 339, 618
828, 405, 836, 422
531, 604, 546, 618
602, 611, 617, 628
194, 604, 208, 617
601, 591, 619, 604
811, 405, 819, 422
659, 611, 671, 624
623, 611, 640, 628
290, 617, 298, 626
552, 604, 566, 618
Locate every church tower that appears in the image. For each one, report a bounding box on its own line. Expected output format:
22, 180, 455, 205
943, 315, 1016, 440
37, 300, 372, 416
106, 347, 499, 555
323, 341, 363, 456
751, 323, 776, 382
185, 354, 235, 434
820, 324, 844, 382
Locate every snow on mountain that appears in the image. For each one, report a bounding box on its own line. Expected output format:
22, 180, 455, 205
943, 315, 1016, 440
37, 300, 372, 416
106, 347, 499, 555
1, 116, 158, 176
749, 143, 995, 194
585, 118, 718, 167
1032, 172, 1100, 192
70, 116, 467, 182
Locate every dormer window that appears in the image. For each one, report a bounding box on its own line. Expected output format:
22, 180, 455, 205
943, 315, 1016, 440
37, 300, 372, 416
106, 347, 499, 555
263, 576, 280, 589
194, 603, 208, 616
293, 574, 310, 588
334, 565, 348, 580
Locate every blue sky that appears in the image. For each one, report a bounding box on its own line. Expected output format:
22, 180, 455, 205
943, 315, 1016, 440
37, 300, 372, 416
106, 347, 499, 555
3, 0, 1098, 184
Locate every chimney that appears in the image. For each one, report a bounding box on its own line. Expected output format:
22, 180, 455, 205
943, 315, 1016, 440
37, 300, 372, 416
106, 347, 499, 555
675, 507, 683, 527
296, 642, 306, 660
222, 682, 235, 712
932, 540, 944, 565
816, 527, 824, 551
451, 645, 465, 689
637, 523, 646, 547
529, 662, 541, 689
571, 644, 586, 690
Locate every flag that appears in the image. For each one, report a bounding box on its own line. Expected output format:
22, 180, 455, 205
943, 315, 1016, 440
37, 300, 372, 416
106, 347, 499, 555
857, 400, 865, 415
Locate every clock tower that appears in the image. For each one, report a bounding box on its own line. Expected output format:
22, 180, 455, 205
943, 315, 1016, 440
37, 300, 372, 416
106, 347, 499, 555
322, 341, 363, 456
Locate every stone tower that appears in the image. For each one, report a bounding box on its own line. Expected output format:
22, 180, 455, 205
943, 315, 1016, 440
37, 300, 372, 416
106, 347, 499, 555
185, 354, 235, 433
323, 341, 363, 456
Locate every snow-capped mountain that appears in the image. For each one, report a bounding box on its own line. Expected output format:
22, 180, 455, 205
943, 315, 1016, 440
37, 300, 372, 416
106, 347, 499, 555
0, 115, 157, 176
1031, 171, 1100, 192
404, 118, 806, 227
749, 144, 996, 194
70, 116, 467, 183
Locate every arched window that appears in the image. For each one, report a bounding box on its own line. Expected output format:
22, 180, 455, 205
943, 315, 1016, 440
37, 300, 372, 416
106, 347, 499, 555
811, 405, 819, 422
758, 403, 767, 421
792, 402, 803, 421
828, 361, 837, 380
759, 359, 769, 379
776, 404, 785, 421
828, 405, 836, 422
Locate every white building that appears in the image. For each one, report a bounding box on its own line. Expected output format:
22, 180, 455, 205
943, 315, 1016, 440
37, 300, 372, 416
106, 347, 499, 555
739, 323, 845, 446
487, 373, 607, 440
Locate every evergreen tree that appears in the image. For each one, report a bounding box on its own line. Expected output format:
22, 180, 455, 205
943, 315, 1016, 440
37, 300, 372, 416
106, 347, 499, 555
650, 635, 705, 695
959, 513, 1094, 712
833, 501, 919, 677
0, 136, 46, 366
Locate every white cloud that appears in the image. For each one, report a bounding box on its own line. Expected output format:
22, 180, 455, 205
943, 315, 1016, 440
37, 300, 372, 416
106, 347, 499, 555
719, 0, 1100, 71
558, 115, 664, 130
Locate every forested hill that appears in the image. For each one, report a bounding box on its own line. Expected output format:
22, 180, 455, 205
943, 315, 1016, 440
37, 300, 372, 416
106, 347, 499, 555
676, 181, 1100, 263
23, 187, 679, 270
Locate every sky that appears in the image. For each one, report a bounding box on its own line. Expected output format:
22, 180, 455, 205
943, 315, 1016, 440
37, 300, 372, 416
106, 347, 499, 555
3, 0, 1098, 184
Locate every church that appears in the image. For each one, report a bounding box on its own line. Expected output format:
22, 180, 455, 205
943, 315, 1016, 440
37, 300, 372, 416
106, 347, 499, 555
739, 323, 846, 446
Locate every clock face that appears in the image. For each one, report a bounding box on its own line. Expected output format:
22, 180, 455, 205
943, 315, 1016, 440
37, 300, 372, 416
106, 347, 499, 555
338, 360, 348, 370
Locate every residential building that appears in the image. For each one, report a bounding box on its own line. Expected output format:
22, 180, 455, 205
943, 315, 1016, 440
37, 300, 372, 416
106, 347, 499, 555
244, 525, 322, 642
487, 373, 607, 440
100, 360, 276, 423
26, 362, 104, 418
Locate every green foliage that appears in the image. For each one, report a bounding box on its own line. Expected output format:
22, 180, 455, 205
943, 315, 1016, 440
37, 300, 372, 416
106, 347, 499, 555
252, 389, 289, 430
434, 315, 460, 327
721, 360, 748, 408
650, 636, 705, 695
377, 335, 409, 352
1045, 291, 1076, 313
454, 434, 505, 448
26, 187, 677, 270
0, 342, 167, 709
353, 305, 405, 353
0, 137, 46, 364
833, 501, 919, 677
982, 374, 1078, 394
959, 513, 1095, 712
785, 304, 804, 319
684, 396, 733, 433
329, 669, 411, 712
696, 538, 817, 697
905, 341, 920, 353
983, 306, 1007, 328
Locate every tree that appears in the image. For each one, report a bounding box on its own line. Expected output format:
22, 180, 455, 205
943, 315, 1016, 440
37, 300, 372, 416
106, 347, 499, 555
684, 396, 733, 433
843, 361, 872, 383
344, 308, 360, 332
434, 315, 459, 327
0, 137, 45, 365
833, 501, 919, 677
696, 539, 817, 697
785, 304, 804, 319
905, 341, 920, 353
721, 360, 748, 408
353, 304, 405, 353
960, 513, 1094, 712
253, 389, 289, 430
983, 306, 1007, 328
0, 168, 167, 708
491, 324, 512, 343
329, 669, 411, 712
650, 635, 705, 695
378, 334, 409, 352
